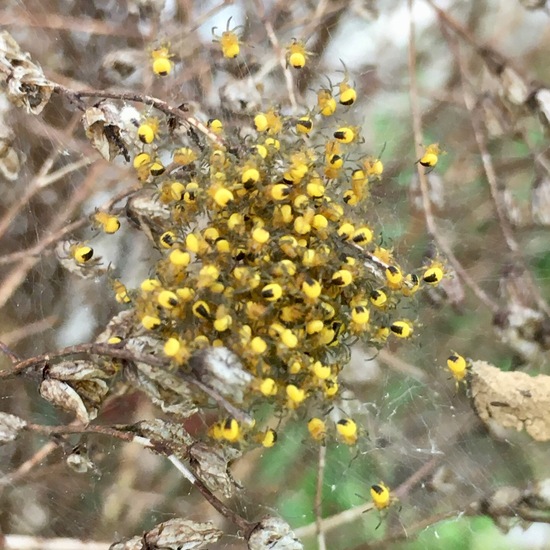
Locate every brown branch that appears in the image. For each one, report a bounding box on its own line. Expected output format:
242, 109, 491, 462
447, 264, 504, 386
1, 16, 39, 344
0, 316, 58, 347
23, 422, 255, 536
0, 441, 59, 488
52, 84, 226, 148
439, 17, 550, 318
407, 0, 499, 314
0, 183, 135, 267
0, 163, 104, 310
0, 10, 141, 38
251, 0, 298, 111
0, 341, 20, 364
167, 454, 255, 536
0, 341, 251, 425
0, 534, 110, 550
26, 422, 140, 444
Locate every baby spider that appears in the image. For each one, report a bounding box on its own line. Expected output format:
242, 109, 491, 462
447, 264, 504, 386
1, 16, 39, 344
212, 17, 243, 59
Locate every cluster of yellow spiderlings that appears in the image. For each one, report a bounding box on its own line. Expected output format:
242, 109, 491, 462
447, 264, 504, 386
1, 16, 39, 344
67, 32, 450, 472
122, 101, 447, 447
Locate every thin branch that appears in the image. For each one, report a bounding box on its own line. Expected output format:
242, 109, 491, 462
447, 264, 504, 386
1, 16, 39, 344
0, 341, 20, 364
0, 117, 86, 242
0, 162, 105, 309
168, 455, 254, 536
22, 422, 255, 538
52, 84, 226, 148
315, 444, 327, 550
407, 0, 499, 314
0, 316, 58, 347
0, 534, 110, 550
0, 341, 252, 425
0, 441, 59, 487
294, 456, 440, 540
0, 10, 140, 38
251, 0, 298, 111
438, 12, 550, 318
0, 183, 135, 267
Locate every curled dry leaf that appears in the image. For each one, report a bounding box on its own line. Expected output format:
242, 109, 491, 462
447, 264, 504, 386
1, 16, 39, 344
470, 360, 550, 441
82, 103, 127, 161
493, 302, 550, 362
47, 360, 110, 382
0, 94, 22, 181
531, 174, 550, 226
533, 87, 550, 129
188, 442, 241, 499
0, 412, 27, 444
96, 310, 136, 343
0, 141, 21, 181
125, 188, 172, 243
247, 516, 303, 550
189, 347, 253, 405
39, 378, 91, 424
66, 447, 96, 474
0, 31, 53, 114
136, 418, 193, 449
46, 360, 110, 419
124, 336, 198, 417
135, 419, 239, 497
109, 518, 222, 550
498, 66, 531, 106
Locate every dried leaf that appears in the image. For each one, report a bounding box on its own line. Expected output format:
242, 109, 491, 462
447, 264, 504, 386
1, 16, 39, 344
66, 447, 96, 474
470, 360, 550, 441
248, 517, 303, 550
0, 412, 27, 443
110, 518, 222, 550
0, 133, 22, 181
44, 361, 110, 420
0, 31, 53, 114
189, 347, 253, 405
82, 103, 126, 161
534, 88, 550, 129
499, 66, 531, 106
136, 419, 193, 448
96, 310, 136, 343
120, 343, 198, 418
71, 379, 109, 414
493, 300, 549, 362
47, 360, 110, 381
125, 188, 172, 243
126, 339, 198, 417
40, 378, 91, 423
189, 442, 241, 498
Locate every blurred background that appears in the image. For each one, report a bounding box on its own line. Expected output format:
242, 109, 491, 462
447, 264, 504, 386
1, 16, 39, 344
1, 0, 550, 548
